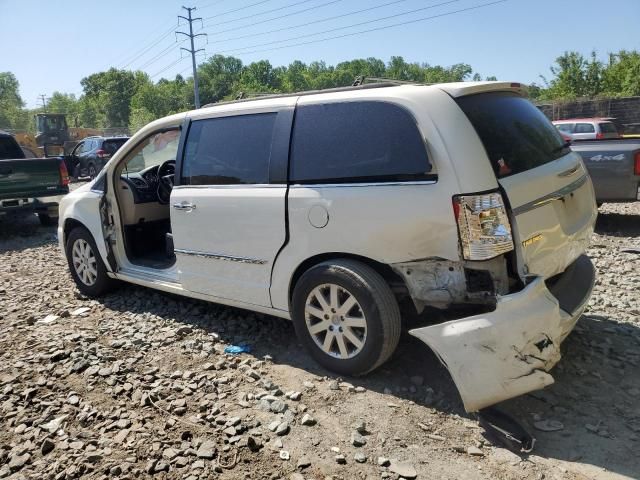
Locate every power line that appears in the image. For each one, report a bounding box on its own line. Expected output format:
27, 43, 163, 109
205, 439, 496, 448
202, 0, 314, 26
112, 22, 178, 69
203, 0, 273, 20
136, 38, 189, 71
208, 0, 411, 45
221, 0, 507, 57
177, 6, 208, 107
150, 56, 190, 80
220, 0, 461, 54
197, 0, 228, 10
206, 0, 343, 37
120, 24, 179, 69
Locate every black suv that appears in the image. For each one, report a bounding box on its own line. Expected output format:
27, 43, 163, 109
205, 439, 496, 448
68, 136, 129, 179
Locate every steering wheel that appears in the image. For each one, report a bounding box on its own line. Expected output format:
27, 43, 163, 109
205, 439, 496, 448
157, 160, 176, 205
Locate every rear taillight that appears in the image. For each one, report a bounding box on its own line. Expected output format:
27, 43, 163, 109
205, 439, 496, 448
596, 133, 604, 140
452, 192, 514, 261
59, 160, 69, 186
96, 149, 108, 159
634, 151, 640, 176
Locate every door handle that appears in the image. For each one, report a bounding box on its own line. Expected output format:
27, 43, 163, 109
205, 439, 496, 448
557, 164, 580, 177
173, 202, 196, 211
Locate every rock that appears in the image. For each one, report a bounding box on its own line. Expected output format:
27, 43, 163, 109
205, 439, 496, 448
289, 391, 302, 401
354, 452, 367, 463
389, 461, 417, 479
270, 399, 288, 413
276, 422, 290, 436
41, 415, 68, 433
163, 448, 179, 460
290, 474, 305, 480
50, 349, 69, 361
176, 326, 193, 336
329, 380, 340, 390
247, 436, 262, 452
467, 446, 484, 456
351, 431, 367, 447
352, 420, 367, 434
279, 450, 290, 460
69, 441, 84, 450
41, 438, 55, 455
268, 420, 281, 432
154, 461, 170, 473
533, 419, 564, 432
335, 454, 347, 464
301, 414, 316, 426
116, 418, 132, 429
196, 441, 216, 459
297, 456, 311, 469
377, 457, 390, 466
8, 453, 30, 471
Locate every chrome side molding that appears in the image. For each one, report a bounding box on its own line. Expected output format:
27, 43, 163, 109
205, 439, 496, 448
174, 248, 267, 265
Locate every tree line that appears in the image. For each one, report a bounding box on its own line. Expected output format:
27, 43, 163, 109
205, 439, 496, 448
1, 50, 638, 134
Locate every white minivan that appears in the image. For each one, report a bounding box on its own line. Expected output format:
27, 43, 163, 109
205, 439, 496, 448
58, 82, 597, 412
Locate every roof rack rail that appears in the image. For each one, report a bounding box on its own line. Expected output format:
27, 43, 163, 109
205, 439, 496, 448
353, 76, 428, 86
201, 80, 418, 109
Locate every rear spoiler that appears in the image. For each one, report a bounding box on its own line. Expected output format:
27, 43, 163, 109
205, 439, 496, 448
436, 81, 527, 98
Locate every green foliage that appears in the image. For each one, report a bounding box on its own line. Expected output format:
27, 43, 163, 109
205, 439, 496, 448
538, 49, 640, 100
0, 72, 26, 130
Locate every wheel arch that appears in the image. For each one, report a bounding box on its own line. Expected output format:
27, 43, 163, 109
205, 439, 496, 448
287, 252, 410, 310
63, 217, 87, 247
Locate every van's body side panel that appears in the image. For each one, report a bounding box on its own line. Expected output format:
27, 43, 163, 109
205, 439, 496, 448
270, 88, 467, 312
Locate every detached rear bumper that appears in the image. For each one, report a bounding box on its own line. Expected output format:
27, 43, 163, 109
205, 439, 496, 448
409, 255, 595, 412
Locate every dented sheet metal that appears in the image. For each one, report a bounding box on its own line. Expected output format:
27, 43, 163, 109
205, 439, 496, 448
409, 277, 581, 412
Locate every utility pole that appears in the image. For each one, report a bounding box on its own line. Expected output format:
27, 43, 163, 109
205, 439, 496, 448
38, 94, 48, 112
177, 6, 206, 109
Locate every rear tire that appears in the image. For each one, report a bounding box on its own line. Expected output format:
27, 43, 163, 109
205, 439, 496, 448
291, 259, 401, 376
88, 163, 97, 179
65, 226, 116, 297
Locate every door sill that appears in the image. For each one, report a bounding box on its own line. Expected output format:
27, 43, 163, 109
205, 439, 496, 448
116, 266, 180, 287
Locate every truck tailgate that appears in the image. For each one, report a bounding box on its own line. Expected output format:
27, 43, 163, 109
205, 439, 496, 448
571, 140, 640, 202
0, 158, 66, 200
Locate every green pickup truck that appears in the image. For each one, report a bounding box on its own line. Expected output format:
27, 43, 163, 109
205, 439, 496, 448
0, 130, 70, 226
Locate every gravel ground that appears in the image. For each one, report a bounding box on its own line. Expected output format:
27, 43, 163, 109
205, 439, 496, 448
0, 201, 638, 480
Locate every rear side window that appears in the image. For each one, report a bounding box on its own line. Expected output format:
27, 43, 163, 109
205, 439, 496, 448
290, 101, 431, 183
598, 122, 617, 134
575, 123, 595, 133
182, 113, 276, 185
456, 92, 568, 178
0, 136, 24, 159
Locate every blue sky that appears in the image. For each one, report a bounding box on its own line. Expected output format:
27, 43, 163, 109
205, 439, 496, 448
1, 0, 638, 108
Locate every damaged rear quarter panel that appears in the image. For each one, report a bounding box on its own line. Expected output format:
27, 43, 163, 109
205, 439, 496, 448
409, 277, 567, 412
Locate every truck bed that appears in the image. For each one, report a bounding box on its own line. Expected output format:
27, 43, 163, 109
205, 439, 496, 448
571, 139, 640, 202
0, 157, 69, 201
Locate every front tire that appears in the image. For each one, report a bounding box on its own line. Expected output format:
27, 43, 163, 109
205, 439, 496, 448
291, 259, 401, 376
88, 163, 97, 179
65, 226, 116, 297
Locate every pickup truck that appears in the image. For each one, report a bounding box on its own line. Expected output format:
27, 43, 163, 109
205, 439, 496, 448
571, 139, 640, 203
0, 130, 69, 226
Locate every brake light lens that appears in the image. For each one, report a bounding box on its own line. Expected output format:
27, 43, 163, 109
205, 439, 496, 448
596, 132, 604, 140
59, 160, 69, 186
634, 151, 640, 176
96, 149, 108, 159
453, 192, 514, 261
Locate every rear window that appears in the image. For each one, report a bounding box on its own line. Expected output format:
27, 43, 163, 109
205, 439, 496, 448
290, 101, 431, 183
0, 136, 24, 160
102, 139, 127, 154
456, 92, 568, 178
555, 123, 574, 133
598, 122, 618, 134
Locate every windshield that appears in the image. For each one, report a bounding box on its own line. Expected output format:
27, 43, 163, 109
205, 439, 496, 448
37, 115, 67, 132
456, 92, 569, 178
122, 130, 179, 174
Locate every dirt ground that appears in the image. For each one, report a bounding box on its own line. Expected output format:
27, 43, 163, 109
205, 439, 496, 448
0, 200, 638, 480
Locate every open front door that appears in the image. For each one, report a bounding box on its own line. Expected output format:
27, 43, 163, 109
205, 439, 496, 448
171, 103, 294, 308
97, 174, 117, 272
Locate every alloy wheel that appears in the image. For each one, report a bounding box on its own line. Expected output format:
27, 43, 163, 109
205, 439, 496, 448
72, 238, 98, 286
304, 283, 367, 359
